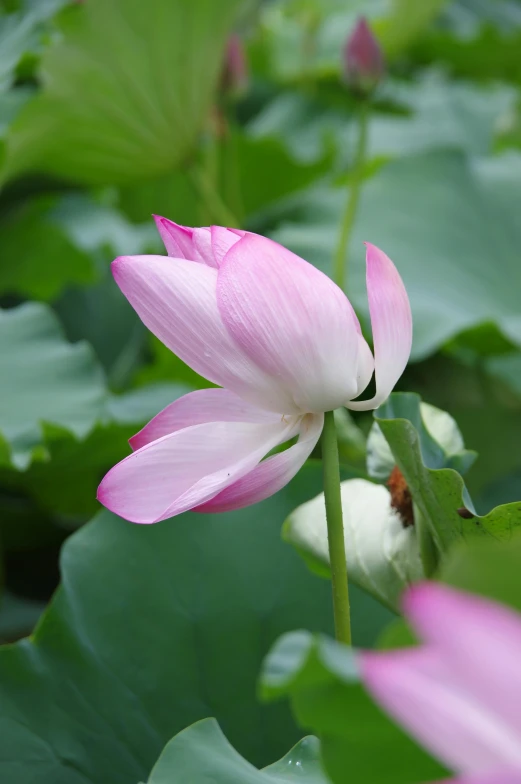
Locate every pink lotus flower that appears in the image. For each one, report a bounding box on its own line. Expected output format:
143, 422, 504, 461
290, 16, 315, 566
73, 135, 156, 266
97, 219, 411, 524
361, 583, 521, 783
221, 34, 248, 97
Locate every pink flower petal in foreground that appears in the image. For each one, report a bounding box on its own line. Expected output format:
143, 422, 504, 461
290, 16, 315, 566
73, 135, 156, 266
98, 219, 411, 523
448, 772, 521, 784
361, 583, 521, 782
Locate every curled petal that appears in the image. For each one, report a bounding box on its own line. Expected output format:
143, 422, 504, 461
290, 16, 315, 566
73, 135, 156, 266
347, 243, 412, 411
217, 234, 360, 413
98, 419, 298, 524
130, 388, 280, 451
112, 255, 298, 414
361, 645, 521, 775
196, 413, 323, 513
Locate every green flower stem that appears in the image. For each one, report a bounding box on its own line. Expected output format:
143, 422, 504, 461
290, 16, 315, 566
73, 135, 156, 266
414, 502, 439, 578
332, 101, 369, 291
321, 410, 352, 645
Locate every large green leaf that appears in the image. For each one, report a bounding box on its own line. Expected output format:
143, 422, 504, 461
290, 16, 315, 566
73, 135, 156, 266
374, 392, 521, 553
273, 150, 521, 359
0, 301, 190, 471
249, 72, 510, 170
260, 631, 446, 784
2, 0, 241, 185
146, 719, 328, 783
0, 302, 107, 469
0, 465, 390, 783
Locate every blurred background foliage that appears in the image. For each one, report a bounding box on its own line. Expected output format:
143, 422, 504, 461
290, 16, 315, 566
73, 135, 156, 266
1, 0, 521, 778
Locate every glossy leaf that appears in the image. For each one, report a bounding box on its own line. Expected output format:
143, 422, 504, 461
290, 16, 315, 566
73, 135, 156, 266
146, 719, 328, 783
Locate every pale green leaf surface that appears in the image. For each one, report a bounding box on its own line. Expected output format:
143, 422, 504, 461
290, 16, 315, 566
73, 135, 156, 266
0, 303, 188, 473
2, 0, 242, 185
146, 719, 327, 783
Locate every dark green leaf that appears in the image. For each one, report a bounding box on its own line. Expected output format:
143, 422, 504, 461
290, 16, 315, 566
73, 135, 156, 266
440, 534, 521, 614
0, 464, 391, 783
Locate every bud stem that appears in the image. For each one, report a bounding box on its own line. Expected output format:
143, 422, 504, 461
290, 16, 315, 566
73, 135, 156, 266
321, 410, 352, 645
333, 100, 369, 292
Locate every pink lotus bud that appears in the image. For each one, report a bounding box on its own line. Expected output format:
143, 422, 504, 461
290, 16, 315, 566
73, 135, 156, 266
221, 35, 248, 98
343, 17, 384, 95
97, 219, 412, 524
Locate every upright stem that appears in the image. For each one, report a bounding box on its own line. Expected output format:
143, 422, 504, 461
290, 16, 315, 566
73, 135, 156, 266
321, 411, 351, 645
332, 101, 369, 291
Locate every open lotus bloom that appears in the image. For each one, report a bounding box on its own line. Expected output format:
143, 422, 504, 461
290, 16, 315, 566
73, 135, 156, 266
97, 219, 412, 523
361, 583, 521, 783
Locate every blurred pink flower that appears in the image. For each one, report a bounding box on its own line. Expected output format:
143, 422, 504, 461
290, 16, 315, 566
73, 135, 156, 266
361, 583, 521, 783
344, 17, 384, 94
97, 219, 411, 523
221, 34, 248, 97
